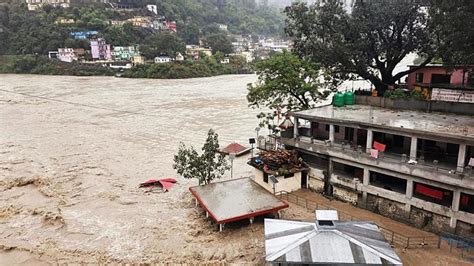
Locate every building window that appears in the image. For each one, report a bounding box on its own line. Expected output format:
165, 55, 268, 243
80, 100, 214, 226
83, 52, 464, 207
415, 73, 424, 83
284, 173, 294, 179
325, 124, 329, 132
263, 172, 269, 183
431, 74, 451, 84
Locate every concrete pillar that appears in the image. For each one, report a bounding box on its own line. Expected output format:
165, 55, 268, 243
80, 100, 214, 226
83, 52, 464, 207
405, 179, 414, 212
362, 168, 370, 203
249, 217, 254, 224
294, 117, 299, 139
410, 137, 418, 160
329, 124, 335, 143
450, 190, 461, 228
206, 211, 209, 218
457, 144, 467, 173
366, 129, 373, 153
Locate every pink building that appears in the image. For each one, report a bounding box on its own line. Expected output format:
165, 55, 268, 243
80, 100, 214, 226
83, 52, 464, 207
406, 64, 473, 90
90, 38, 112, 61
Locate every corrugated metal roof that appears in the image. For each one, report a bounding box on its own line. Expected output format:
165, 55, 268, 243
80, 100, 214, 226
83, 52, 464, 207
264, 219, 403, 265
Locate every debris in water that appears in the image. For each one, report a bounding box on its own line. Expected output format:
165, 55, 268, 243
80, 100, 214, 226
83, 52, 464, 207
139, 178, 177, 192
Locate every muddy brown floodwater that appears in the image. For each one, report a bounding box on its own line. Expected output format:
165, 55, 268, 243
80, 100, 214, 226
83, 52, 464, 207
0, 74, 280, 264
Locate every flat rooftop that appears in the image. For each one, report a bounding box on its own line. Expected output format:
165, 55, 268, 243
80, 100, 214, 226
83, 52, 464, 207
189, 177, 289, 224
291, 105, 474, 141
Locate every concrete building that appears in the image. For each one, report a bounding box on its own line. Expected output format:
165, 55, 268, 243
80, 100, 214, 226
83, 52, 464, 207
186, 45, 213, 60
90, 38, 112, 61
405, 64, 474, 104
154, 56, 172, 64
278, 104, 474, 236
111, 46, 140, 61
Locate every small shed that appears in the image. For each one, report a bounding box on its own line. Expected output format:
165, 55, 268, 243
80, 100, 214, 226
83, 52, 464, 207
189, 177, 289, 231
264, 211, 403, 265
219, 142, 251, 156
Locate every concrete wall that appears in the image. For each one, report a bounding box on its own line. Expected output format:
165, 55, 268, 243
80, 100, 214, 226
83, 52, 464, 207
355, 95, 474, 115
333, 186, 359, 203
253, 169, 302, 193
308, 167, 325, 192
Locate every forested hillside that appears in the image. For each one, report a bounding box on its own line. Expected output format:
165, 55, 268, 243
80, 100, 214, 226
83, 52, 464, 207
0, 0, 284, 55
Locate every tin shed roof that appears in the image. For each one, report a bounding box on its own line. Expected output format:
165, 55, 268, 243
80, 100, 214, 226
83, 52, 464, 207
264, 219, 402, 265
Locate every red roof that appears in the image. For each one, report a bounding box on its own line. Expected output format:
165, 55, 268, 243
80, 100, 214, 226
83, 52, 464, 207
221, 143, 248, 154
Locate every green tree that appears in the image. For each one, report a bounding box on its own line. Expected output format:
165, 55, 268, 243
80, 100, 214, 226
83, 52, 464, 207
285, 0, 434, 95
173, 129, 229, 185
203, 33, 233, 54
429, 0, 474, 65
141, 32, 186, 59
247, 51, 331, 131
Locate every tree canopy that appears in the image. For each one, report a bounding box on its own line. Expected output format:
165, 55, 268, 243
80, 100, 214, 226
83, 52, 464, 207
141, 32, 186, 59
203, 33, 234, 55
284, 0, 473, 94
247, 51, 331, 131
173, 129, 229, 185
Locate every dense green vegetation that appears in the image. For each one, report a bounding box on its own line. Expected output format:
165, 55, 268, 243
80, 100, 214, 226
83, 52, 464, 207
0, 55, 115, 76
0, 0, 284, 56
122, 55, 251, 79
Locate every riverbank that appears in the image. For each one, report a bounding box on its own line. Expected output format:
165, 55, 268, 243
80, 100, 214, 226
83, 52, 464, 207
0, 55, 252, 79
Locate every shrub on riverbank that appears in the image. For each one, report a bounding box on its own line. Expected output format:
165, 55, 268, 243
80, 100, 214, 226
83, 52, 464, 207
0, 55, 115, 76
122, 60, 252, 79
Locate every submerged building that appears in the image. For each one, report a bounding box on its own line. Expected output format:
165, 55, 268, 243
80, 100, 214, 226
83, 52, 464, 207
277, 104, 473, 235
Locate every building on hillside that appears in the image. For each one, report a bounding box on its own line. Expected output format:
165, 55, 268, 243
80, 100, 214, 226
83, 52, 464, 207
26, 0, 107, 11
90, 38, 112, 61
259, 38, 292, 52
127, 16, 152, 28
152, 18, 177, 33
49, 48, 86, 63
406, 64, 474, 103
230, 51, 254, 63
220, 58, 230, 64
55, 17, 75, 24
154, 56, 172, 64
112, 46, 140, 61
146, 4, 158, 15
264, 210, 402, 265
131, 55, 145, 65
276, 104, 474, 236
70, 31, 98, 40
175, 52, 184, 61
217, 24, 228, 31
186, 45, 212, 60
110, 20, 127, 26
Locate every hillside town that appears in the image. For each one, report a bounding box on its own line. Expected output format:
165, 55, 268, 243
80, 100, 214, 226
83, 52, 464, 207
0, 0, 473, 265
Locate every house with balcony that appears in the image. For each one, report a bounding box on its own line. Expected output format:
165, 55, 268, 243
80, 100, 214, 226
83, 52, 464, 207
406, 64, 474, 103
277, 104, 473, 236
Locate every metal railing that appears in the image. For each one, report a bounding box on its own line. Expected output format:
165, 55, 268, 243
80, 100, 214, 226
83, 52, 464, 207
275, 190, 440, 249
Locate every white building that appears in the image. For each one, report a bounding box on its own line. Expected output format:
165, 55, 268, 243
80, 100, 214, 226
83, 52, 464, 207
154, 56, 172, 64
57, 48, 77, 63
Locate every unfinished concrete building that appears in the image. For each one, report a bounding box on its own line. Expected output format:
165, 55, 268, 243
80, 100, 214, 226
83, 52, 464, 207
279, 104, 474, 236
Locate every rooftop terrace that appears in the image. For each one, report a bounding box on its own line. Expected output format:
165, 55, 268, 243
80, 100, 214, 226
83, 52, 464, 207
291, 105, 474, 142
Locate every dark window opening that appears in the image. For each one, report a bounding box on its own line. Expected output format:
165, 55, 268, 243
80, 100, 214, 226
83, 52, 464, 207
263, 172, 268, 183
318, 220, 334, 226
417, 139, 459, 170
373, 132, 410, 157
431, 73, 451, 84
325, 124, 329, 132
415, 73, 424, 83
335, 125, 340, 133
460, 193, 474, 214
369, 172, 407, 194
333, 162, 363, 181
413, 182, 453, 207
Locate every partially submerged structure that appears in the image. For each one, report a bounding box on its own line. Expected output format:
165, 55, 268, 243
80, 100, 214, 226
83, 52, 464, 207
189, 177, 289, 231
279, 104, 474, 235
248, 149, 309, 193
219, 142, 251, 157
264, 210, 402, 265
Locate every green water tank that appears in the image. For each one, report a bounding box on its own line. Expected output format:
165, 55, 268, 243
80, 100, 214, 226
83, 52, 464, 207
344, 91, 355, 105
333, 92, 345, 107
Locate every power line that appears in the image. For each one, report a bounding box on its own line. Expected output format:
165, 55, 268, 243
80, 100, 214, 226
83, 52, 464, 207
0, 88, 160, 118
